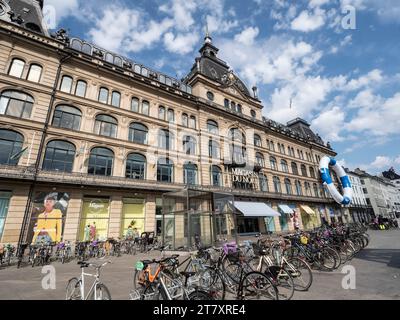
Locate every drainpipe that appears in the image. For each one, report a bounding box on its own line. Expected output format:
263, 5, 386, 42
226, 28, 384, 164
17, 51, 72, 252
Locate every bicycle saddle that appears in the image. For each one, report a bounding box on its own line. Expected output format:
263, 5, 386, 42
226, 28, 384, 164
180, 271, 197, 278
77, 261, 90, 268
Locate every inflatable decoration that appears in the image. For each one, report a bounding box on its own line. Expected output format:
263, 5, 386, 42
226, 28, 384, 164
319, 156, 352, 205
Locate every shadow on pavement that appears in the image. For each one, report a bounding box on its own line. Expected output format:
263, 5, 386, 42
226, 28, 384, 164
355, 249, 400, 269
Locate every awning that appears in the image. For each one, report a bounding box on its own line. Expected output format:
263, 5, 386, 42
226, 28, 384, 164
234, 201, 281, 217
300, 205, 316, 215
278, 204, 294, 215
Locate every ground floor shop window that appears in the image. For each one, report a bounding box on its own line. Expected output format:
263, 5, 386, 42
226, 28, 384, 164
237, 217, 260, 234
279, 214, 289, 231
26, 192, 69, 244
79, 197, 110, 241
0, 191, 11, 240
121, 198, 145, 238
264, 217, 275, 232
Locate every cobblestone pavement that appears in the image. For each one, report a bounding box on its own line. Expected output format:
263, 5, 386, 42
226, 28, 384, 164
0, 229, 399, 300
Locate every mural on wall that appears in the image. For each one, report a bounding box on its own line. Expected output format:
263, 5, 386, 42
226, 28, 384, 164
27, 192, 70, 244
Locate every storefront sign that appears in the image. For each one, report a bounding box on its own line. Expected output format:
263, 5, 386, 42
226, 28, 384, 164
231, 168, 258, 190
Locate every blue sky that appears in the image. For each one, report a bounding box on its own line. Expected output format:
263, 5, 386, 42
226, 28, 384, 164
44, 0, 400, 174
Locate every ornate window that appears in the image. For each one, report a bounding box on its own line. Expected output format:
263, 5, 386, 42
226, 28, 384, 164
158, 106, 166, 120
98, 87, 109, 104
281, 159, 289, 173
207, 91, 214, 101
270, 156, 277, 170
8, 58, 25, 78
181, 113, 188, 127
0, 90, 34, 118
157, 158, 173, 183
207, 120, 218, 134
126, 153, 146, 180
27, 64, 42, 82
255, 152, 265, 167
291, 162, 298, 175
128, 123, 148, 144
254, 134, 262, 147
141, 100, 150, 115
0, 129, 24, 165
273, 176, 281, 193
208, 140, 219, 159
111, 91, 121, 107
94, 114, 117, 138
211, 165, 222, 187
309, 167, 316, 178
284, 178, 292, 195
189, 116, 196, 129
42, 140, 75, 172
88, 147, 114, 176
301, 164, 308, 177
52, 105, 81, 131
131, 97, 139, 113
295, 180, 302, 195
183, 136, 196, 155
75, 80, 87, 97
167, 109, 175, 123
158, 129, 174, 150
60, 75, 73, 93
259, 174, 268, 192
183, 162, 198, 185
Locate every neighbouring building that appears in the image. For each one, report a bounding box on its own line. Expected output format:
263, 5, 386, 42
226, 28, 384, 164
345, 169, 373, 223
0, 0, 348, 245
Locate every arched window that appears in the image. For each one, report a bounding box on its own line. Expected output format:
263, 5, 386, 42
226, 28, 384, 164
60, 75, 73, 93
295, 180, 302, 196
131, 97, 139, 113
27, 64, 42, 82
301, 164, 308, 177
128, 122, 148, 144
281, 159, 289, 173
208, 140, 219, 159
291, 162, 298, 175
158, 106, 166, 120
0, 90, 34, 118
189, 116, 196, 129
273, 176, 281, 193
184, 162, 198, 185
42, 140, 75, 172
207, 120, 218, 134
259, 174, 268, 192
0, 129, 24, 165
304, 182, 312, 196
167, 109, 175, 123
158, 129, 174, 150
88, 147, 114, 176
98, 87, 109, 104
224, 99, 230, 109
183, 136, 196, 155
281, 144, 285, 154
126, 153, 146, 180
181, 113, 188, 127
309, 167, 316, 178
141, 100, 150, 115
254, 134, 262, 147
284, 178, 292, 195
270, 141, 275, 152
229, 128, 245, 144
255, 152, 265, 167
52, 105, 82, 131
211, 165, 222, 187
75, 80, 87, 97
94, 114, 117, 137
111, 91, 121, 107
313, 183, 319, 197
270, 156, 277, 170
8, 58, 25, 78
157, 158, 173, 183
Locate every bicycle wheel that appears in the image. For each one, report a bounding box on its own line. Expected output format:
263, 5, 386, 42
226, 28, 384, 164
90, 283, 111, 300
285, 257, 313, 291
325, 247, 341, 269
320, 250, 336, 271
188, 289, 214, 300
197, 267, 226, 300
132, 269, 146, 290
266, 266, 294, 300
66, 278, 81, 300
240, 271, 278, 300
224, 262, 242, 284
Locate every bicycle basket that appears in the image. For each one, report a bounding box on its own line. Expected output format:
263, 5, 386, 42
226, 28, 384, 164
135, 261, 144, 271
300, 235, 308, 245
223, 242, 237, 255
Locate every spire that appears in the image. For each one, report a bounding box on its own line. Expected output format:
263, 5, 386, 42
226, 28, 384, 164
204, 22, 212, 44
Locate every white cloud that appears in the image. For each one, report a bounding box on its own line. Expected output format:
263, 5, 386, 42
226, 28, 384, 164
309, 0, 330, 8
163, 32, 200, 54
370, 156, 392, 169
234, 27, 259, 46
291, 8, 325, 32
345, 69, 384, 91
159, 0, 197, 31
311, 106, 346, 142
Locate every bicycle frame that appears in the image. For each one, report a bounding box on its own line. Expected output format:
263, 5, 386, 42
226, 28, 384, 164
78, 266, 102, 300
